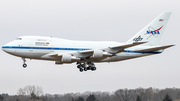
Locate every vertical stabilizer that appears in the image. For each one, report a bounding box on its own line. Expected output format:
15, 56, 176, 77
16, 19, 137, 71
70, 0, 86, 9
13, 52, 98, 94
127, 12, 172, 46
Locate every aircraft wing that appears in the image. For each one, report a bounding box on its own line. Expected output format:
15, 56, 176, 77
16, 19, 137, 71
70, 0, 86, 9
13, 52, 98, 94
49, 42, 147, 60
78, 50, 94, 54
104, 42, 147, 54
136, 45, 175, 52
77, 42, 147, 58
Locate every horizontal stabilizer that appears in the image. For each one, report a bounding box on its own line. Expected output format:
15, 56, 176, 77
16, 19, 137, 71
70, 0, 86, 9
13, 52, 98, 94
136, 45, 175, 52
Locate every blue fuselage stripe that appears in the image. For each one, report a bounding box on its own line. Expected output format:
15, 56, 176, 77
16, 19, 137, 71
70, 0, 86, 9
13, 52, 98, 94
2, 46, 162, 54
2, 46, 90, 51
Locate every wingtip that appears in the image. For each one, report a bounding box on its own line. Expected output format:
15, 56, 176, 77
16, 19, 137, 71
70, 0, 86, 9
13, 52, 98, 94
169, 44, 175, 47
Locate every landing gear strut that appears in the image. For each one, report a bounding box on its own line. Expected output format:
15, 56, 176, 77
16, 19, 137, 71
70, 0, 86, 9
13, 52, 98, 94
77, 62, 96, 72
22, 58, 27, 68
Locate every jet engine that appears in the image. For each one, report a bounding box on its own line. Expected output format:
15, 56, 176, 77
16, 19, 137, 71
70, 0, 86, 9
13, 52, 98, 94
55, 54, 80, 64
60, 54, 80, 64
93, 50, 104, 58
62, 54, 72, 63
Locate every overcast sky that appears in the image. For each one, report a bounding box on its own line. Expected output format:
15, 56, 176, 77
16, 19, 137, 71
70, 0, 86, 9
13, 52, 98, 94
0, 0, 180, 95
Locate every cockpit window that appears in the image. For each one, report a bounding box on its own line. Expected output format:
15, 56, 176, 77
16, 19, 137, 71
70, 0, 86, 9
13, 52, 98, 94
16, 38, 22, 40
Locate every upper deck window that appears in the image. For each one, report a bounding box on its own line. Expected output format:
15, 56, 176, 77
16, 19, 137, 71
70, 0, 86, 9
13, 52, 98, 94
16, 38, 22, 40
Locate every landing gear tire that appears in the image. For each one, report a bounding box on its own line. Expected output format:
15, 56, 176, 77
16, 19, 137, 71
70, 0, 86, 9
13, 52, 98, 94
84, 68, 87, 71
22, 58, 27, 68
87, 66, 91, 70
77, 65, 81, 68
79, 68, 83, 72
91, 67, 96, 71
23, 64, 27, 68
77, 62, 96, 72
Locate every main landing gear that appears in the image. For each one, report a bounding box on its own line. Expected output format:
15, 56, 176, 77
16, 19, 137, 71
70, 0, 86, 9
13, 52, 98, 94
77, 62, 96, 72
22, 58, 27, 68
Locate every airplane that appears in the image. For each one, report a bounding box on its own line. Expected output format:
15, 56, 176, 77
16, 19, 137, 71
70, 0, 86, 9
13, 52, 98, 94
2, 12, 174, 72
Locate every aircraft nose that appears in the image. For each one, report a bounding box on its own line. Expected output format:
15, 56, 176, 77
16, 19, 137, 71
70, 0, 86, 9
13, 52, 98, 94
2, 40, 15, 52
2, 44, 8, 52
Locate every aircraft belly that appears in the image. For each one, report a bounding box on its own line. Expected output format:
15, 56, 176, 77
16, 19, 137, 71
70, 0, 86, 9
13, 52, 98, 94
4, 49, 47, 59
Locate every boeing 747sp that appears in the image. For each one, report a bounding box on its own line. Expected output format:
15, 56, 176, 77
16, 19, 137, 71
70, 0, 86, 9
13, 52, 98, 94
2, 12, 174, 72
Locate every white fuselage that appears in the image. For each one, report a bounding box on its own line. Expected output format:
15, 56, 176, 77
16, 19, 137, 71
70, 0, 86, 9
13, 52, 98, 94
2, 36, 161, 63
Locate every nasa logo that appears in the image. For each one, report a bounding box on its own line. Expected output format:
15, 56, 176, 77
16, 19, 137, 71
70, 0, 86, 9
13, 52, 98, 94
145, 26, 163, 40
133, 36, 143, 42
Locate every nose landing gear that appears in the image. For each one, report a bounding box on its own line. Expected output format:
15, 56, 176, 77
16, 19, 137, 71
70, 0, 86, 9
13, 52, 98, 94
22, 58, 27, 68
23, 64, 27, 68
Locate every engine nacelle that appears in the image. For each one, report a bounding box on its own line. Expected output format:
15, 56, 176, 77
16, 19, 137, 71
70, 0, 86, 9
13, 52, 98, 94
93, 50, 104, 58
62, 54, 72, 63
59, 54, 80, 64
